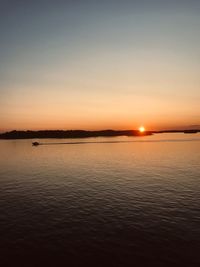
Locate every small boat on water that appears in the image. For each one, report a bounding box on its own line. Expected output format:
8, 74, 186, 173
32, 142, 40, 146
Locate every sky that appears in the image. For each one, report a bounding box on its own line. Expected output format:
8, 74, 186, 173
0, 0, 200, 131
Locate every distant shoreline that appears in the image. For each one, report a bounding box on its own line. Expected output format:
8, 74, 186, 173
0, 129, 199, 140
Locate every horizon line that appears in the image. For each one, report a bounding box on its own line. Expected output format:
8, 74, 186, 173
1, 128, 200, 134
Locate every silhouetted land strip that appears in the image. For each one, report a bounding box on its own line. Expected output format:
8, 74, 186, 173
154, 129, 200, 134
0, 130, 152, 139
0, 129, 199, 140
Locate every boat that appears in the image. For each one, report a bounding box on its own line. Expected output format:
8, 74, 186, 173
32, 142, 40, 146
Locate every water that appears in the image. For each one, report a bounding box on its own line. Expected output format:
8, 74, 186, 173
0, 133, 200, 266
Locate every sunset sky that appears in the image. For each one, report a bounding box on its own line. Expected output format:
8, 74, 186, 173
0, 0, 199, 131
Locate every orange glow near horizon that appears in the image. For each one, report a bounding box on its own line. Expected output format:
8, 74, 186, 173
139, 126, 145, 133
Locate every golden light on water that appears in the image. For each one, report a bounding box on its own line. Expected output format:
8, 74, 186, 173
139, 126, 145, 133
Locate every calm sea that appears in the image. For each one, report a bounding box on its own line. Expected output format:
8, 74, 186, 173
0, 133, 200, 266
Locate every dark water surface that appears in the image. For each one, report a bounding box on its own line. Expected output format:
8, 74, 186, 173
0, 133, 200, 266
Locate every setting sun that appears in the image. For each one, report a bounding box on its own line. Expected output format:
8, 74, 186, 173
139, 126, 145, 133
